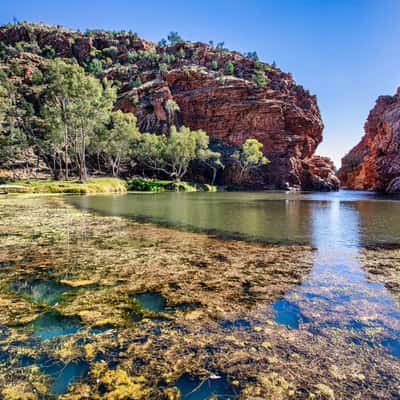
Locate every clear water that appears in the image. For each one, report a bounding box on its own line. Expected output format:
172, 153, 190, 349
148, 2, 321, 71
133, 292, 167, 312
70, 190, 400, 360
39, 358, 89, 394
8, 278, 73, 306
175, 373, 238, 399
131, 292, 199, 314
28, 310, 82, 341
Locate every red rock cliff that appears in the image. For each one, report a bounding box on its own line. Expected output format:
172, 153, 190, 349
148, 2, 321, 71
338, 88, 400, 192
0, 23, 339, 190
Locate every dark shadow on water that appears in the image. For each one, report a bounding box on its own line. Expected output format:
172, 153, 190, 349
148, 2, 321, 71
175, 373, 238, 399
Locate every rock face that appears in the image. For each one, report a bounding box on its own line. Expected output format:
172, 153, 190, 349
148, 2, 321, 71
0, 23, 338, 190
338, 88, 400, 192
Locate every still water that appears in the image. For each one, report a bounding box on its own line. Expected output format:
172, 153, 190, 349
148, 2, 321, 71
70, 190, 400, 358
69, 190, 400, 245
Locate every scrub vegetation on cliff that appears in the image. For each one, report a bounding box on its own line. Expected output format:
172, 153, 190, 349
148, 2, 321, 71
0, 21, 338, 190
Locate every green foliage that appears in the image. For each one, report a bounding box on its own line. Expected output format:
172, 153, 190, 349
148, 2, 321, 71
127, 178, 165, 192
126, 51, 138, 63
131, 126, 222, 181
10, 62, 23, 77
224, 60, 234, 75
102, 46, 119, 59
167, 32, 183, 45
31, 69, 43, 85
211, 60, 218, 70
178, 48, 186, 59
159, 63, 168, 74
165, 99, 180, 125
232, 138, 270, 181
128, 78, 142, 89
245, 51, 259, 61
139, 50, 160, 68
41, 59, 116, 181
130, 95, 139, 106
157, 38, 167, 47
87, 58, 103, 74
105, 110, 140, 176
0, 78, 29, 170
252, 71, 268, 88
42, 45, 56, 59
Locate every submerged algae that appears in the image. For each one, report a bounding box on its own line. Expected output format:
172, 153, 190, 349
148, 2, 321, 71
0, 195, 400, 399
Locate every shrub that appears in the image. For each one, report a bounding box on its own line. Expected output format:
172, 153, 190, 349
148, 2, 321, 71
245, 51, 259, 61
130, 95, 139, 106
42, 45, 56, 58
167, 32, 183, 45
102, 46, 119, 59
158, 38, 167, 47
211, 60, 218, 70
129, 78, 142, 89
126, 51, 138, 63
31, 69, 43, 84
252, 71, 268, 88
11, 62, 23, 76
178, 48, 186, 59
159, 63, 168, 74
127, 178, 165, 192
87, 59, 103, 74
224, 60, 234, 75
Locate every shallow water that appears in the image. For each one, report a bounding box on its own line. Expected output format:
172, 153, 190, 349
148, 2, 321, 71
29, 310, 82, 341
71, 191, 400, 359
175, 373, 238, 399
1, 191, 400, 398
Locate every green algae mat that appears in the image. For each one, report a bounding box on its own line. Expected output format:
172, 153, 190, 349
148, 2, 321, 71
0, 193, 400, 399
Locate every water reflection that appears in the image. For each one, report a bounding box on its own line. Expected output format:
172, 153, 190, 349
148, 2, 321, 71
70, 191, 400, 360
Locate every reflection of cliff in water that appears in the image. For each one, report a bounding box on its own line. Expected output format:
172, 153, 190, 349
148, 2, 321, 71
353, 199, 400, 246
70, 192, 314, 244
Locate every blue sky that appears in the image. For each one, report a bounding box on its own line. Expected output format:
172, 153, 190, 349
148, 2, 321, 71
2, 0, 400, 166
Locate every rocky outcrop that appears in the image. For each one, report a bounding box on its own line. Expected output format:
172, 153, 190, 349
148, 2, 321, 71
338, 88, 400, 192
116, 60, 338, 190
0, 23, 338, 190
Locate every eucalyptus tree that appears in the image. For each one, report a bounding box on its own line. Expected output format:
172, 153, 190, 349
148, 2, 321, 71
232, 138, 269, 181
106, 110, 140, 176
0, 77, 28, 176
42, 59, 116, 181
131, 126, 223, 182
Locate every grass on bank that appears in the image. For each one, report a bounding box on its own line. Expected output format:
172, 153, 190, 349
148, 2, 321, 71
0, 177, 217, 194
1, 178, 128, 194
